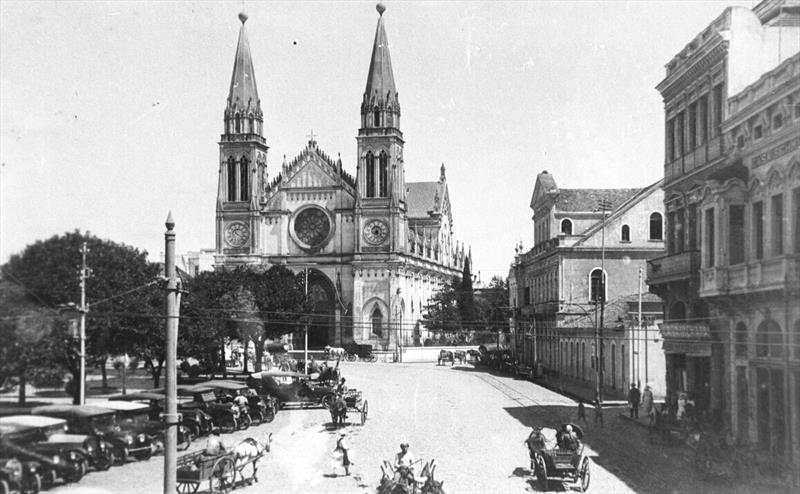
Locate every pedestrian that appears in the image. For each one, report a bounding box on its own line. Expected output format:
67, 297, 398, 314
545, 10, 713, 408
333, 431, 352, 476
642, 384, 655, 425
576, 399, 587, 425
628, 383, 641, 419
594, 401, 604, 428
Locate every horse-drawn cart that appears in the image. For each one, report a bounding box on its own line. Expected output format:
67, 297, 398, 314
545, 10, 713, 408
176, 451, 236, 494
329, 389, 369, 426
526, 423, 590, 492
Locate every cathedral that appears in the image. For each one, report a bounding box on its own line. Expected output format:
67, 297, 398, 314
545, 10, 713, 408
214, 5, 469, 350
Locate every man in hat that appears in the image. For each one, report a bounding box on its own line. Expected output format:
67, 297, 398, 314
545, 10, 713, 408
394, 441, 416, 486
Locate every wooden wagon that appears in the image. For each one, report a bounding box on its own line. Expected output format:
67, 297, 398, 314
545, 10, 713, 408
176, 450, 236, 494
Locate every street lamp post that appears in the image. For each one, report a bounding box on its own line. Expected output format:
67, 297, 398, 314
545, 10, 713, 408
162, 212, 180, 494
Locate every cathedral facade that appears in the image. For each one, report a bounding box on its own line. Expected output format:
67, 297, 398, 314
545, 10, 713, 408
214, 6, 468, 350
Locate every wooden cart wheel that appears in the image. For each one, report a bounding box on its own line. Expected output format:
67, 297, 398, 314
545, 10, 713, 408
210, 456, 236, 494
535, 455, 548, 491
579, 457, 591, 492
175, 481, 199, 494
361, 400, 369, 425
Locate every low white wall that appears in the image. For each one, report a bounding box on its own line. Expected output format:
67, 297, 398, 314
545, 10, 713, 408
397, 346, 479, 363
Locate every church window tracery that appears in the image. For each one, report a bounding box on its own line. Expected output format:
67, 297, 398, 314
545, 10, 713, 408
240, 156, 249, 201
366, 152, 376, 198
371, 306, 383, 338
227, 156, 237, 201
379, 152, 388, 197
294, 207, 331, 248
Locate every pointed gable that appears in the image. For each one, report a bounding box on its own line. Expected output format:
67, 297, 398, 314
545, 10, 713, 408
530, 170, 558, 209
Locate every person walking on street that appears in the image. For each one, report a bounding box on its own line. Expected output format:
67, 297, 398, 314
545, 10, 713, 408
576, 399, 587, 425
628, 383, 641, 419
642, 384, 655, 425
333, 432, 352, 476
594, 401, 604, 428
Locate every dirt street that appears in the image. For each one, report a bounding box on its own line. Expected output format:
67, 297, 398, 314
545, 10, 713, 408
45, 361, 788, 494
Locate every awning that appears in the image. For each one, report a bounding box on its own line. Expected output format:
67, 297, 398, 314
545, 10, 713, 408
659, 322, 711, 356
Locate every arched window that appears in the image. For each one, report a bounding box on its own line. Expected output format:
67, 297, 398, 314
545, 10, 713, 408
378, 152, 388, 197
561, 219, 573, 235
371, 306, 383, 338
373, 108, 380, 127
239, 157, 249, 201
590, 268, 605, 303
670, 302, 686, 321
756, 319, 783, 358
227, 156, 237, 201
248, 116, 254, 133
735, 322, 747, 358
621, 224, 630, 242
386, 110, 393, 128
649, 212, 663, 240
365, 152, 375, 198
774, 113, 783, 129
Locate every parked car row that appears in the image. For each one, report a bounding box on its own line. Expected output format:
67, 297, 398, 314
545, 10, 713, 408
0, 380, 278, 493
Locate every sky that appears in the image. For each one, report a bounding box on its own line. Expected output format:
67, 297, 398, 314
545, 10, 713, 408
0, 0, 757, 279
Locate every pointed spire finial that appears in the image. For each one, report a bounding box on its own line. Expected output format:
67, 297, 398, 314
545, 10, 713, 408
238, 12, 248, 24
440, 163, 446, 181
165, 211, 175, 230
376, 3, 386, 16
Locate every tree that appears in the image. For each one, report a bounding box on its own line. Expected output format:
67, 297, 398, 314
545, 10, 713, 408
422, 275, 462, 341
458, 257, 477, 330
2, 231, 162, 402
474, 276, 509, 343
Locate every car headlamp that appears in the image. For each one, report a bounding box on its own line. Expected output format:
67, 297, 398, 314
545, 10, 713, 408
52, 455, 61, 465
137, 433, 148, 444
124, 434, 135, 445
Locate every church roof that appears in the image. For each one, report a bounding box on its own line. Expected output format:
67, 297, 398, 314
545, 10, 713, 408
364, 4, 398, 108
227, 13, 261, 116
406, 181, 447, 219
554, 188, 641, 213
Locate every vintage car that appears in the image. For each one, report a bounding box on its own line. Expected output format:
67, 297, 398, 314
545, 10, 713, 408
201, 380, 275, 425
31, 405, 152, 463
527, 423, 590, 492
247, 370, 336, 409
101, 401, 192, 452
115, 390, 215, 437
1, 456, 41, 494
0, 416, 91, 485
176, 387, 240, 433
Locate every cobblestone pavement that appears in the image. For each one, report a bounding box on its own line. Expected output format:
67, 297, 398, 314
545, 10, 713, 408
43, 362, 791, 494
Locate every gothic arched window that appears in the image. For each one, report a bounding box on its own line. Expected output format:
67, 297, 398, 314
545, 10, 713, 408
650, 212, 663, 240
227, 156, 237, 201
590, 268, 605, 303
366, 152, 376, 198
621, 224, 631, 242
561, 219, 572, 235
239, 157, 249, 201
379, 152, 388, 197
386, 110, 393, 128
371, 306, 383, 338
235, 113, 241, 133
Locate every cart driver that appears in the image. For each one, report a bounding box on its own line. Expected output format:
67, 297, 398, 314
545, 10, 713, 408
203, 430, 226, 457
562, 424, 580, 451
336, 378, 348, 395
394, 442, 416, 485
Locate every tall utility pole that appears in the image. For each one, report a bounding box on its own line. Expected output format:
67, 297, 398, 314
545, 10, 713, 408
597, 198, 611, 404
638, 266, 643, 389
163, 213, 180, 494
304, 267, 309, 375
78, 242, 89, 405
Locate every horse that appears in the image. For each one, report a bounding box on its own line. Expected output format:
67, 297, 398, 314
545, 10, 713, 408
325, 346, 346, 359
437, 350, 454, 366
379, 460, 445, 494
232, 432, 273, 484
453, 350, 466, 364
329, 394, 348, 426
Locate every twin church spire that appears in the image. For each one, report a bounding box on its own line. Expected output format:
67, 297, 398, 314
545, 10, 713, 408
224, 12, 263, 138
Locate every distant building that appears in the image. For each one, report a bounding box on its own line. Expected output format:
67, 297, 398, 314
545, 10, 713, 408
180, 249, 216, 277
647, 0, 800, 447
509, 171, 665, 398
212, 6, 469, 350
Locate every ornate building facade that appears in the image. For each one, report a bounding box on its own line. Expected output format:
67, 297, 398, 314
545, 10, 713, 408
213, 6, 467, 349
647, 1, 799, 449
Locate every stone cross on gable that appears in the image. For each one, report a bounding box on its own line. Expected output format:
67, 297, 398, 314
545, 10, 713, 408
307, 129, 317, 142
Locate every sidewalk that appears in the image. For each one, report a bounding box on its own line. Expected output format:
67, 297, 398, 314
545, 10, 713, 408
533, 372, 628, 406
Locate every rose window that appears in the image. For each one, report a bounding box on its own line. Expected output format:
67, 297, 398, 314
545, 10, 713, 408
293, 207, 331, 247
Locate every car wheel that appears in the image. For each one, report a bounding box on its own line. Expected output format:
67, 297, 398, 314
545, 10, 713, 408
64, 458, 86, 483
321, 394, 333, 408
22, 472, 41, 494
134, 448, 153, 461
238, 413, 252, 430
263, 408, 275, 423
96, 449, 114, 471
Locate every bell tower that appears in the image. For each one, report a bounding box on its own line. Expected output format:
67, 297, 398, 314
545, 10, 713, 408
355, 3, 406, 253
215, 12, 269, 263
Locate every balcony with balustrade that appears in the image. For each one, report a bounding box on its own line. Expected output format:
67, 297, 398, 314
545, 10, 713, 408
699, 255, 800, 298
646, 250, 701, 287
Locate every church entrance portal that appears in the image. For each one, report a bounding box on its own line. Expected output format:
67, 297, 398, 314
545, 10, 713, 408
298, 269, 336, 349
